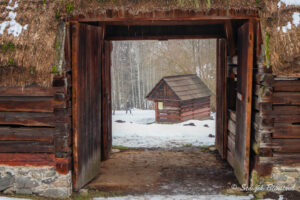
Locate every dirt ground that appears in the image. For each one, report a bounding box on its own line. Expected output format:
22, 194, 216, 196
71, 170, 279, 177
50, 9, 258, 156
87, 148, 238, 195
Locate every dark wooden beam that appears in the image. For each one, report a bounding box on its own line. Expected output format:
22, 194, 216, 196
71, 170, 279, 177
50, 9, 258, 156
105, 24, 226, 40
225, 20, 236, 57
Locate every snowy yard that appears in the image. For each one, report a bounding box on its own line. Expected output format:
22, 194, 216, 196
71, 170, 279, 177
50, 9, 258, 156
94, 194, 254, 200
112, 109, 216, 148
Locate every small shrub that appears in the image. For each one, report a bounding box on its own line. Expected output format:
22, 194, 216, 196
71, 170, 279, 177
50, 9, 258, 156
51, 65, 59, 74
7, 58, 15, 66
66, 2, 74, 14
1, 42, 15, 53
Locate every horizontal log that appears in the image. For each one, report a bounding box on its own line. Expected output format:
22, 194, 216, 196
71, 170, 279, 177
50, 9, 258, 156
0, 153, 56, 166
181, 112, 210, 121
271, 139, 300, 153
273, 115, 300, 123
0, 127, 54, 142
273, 105, 300, 115
273, 124, 300, 139
260, 105, 300, 115
158, 109, 180, 114
0, 141, 55, 153
0, 98, 65, 112
0, 112, 67, 127
273, 80, 300, 92
0, 86, 64, 97
272, 92, 300, 105
260, 153, 300, 165
181, 107, 210, 117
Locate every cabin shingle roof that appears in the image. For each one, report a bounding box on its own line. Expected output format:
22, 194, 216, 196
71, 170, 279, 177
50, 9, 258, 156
147, 74, 212, 101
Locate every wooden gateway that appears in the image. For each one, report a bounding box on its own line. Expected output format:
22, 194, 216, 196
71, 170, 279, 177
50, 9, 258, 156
146, 74, 212, 123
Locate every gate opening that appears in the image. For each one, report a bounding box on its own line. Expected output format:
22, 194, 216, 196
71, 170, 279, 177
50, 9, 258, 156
70, 17, 260, 191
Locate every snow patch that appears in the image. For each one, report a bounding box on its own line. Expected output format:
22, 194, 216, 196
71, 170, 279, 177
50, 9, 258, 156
94, 194, 254, 200
277, 0, 300, 8
0, 0, 28, 37
293, 12, 300, 26
112, 109, 216, 148
277, 11, 300, 33
0, 197, 29, 200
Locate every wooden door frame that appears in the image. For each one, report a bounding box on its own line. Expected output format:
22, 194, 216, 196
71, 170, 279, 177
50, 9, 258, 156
68, 16, 260, 189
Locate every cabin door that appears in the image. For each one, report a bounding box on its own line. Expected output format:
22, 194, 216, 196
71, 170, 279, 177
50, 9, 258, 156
72, 23, 103, 190
233, 21, 254, 186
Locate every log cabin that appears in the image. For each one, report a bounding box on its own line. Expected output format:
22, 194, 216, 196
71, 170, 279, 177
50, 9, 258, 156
146, 74, 212, 123
0, 0, 299, 198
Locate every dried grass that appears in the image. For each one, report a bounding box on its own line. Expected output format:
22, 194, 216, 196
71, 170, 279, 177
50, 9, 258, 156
0, 0, 299, 87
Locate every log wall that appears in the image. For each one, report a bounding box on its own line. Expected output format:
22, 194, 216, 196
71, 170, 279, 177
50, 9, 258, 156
251, 63, 300, 186
0, 75, 72, 174
156, 98, 210, 123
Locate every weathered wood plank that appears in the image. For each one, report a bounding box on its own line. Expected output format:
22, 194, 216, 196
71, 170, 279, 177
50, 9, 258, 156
272, 92, 300, 105
0, 141, 55, 153
228, 110, 236, 122
228, 133, 235, 152
273, 80, 300, 92
0, 153, 56, 166
272, 105, 300, 115
0, 112, 67, 127
0, 99, 62, 112
271, 139, 300, 153
0, 127, 54, 142
260, 153, 300, 165
228, 119, 236, 135
181, 107, 210, 117
227, 148, 235, 168
0, 87, 63, 97
273, 115, 300, 123
273, 125, 300, 139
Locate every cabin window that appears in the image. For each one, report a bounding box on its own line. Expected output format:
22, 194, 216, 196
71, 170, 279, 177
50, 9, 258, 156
158, 102, 163, 110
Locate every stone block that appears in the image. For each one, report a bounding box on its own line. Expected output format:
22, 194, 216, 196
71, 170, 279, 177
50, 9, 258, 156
16, 188, 33, 195
272, 174, 287, 182
0, 174, 14, 192
16, 177, 38, 189
41, 188, 70, 199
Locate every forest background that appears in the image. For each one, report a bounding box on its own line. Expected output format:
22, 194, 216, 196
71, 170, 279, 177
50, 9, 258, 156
111, 39, 217, 111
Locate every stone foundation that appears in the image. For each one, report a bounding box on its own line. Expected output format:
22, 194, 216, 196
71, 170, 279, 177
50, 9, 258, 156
0, 165, 72, 198
251, 166, 300, 192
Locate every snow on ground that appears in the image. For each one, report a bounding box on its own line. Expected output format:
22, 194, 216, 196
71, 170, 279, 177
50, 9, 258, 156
94, 194, 254, 200
112, 109, 216, 148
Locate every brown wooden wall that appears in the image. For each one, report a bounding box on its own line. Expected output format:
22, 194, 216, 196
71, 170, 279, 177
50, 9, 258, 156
156, 97, 210, 123
0, 76, 72, 174
252, 64, 300, 176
